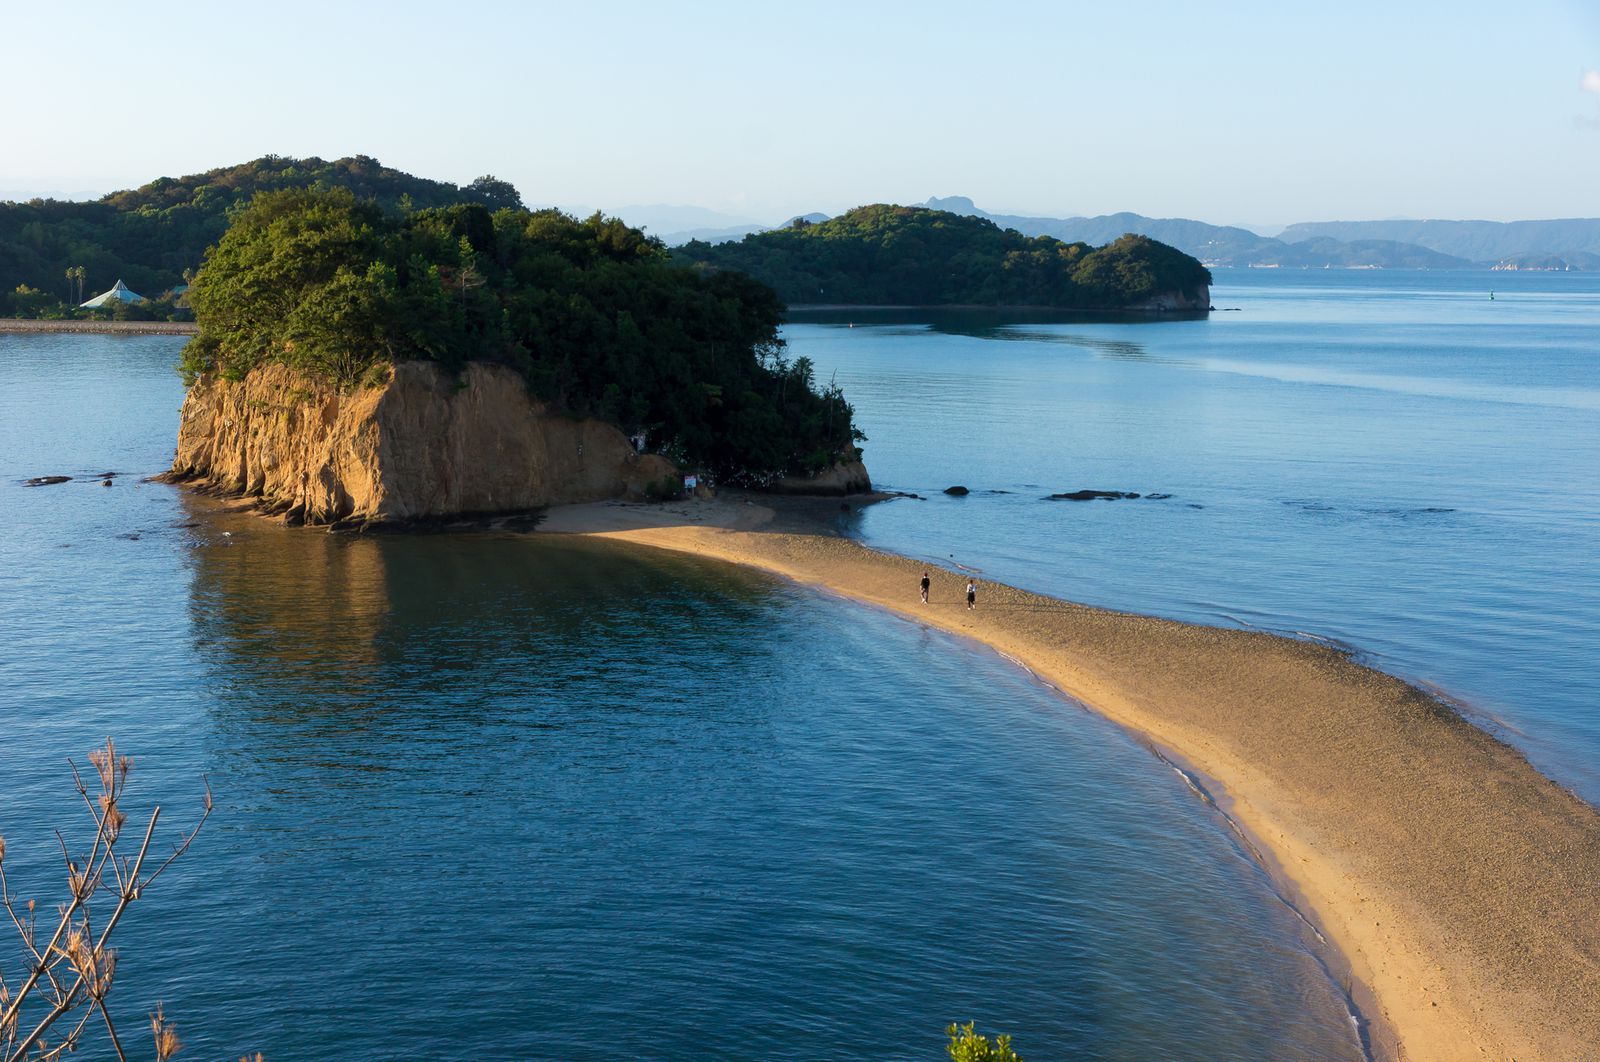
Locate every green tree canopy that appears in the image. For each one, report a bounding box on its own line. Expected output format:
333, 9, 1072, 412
182, 189, 861, 484
0, 155, 524, 309
674, 204, 1212, 309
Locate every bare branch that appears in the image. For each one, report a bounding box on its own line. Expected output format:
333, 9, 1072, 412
1, 743, 210, 1062
98, 1001, 128, 1062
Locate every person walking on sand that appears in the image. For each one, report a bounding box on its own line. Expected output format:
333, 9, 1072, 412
966, 579, 977, 610
920, 571, 931, 603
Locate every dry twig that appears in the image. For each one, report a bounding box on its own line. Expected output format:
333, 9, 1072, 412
0, 740, 211, 1062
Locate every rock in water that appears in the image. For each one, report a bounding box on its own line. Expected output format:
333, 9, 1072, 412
23, 476, 72, 487
943, 485, 970, 495
1047, 489, 1140, 501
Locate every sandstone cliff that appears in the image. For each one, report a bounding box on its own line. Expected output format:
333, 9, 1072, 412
169, 361, 680, 526
1132, 283, 1211, 311
772, 459, 872, 496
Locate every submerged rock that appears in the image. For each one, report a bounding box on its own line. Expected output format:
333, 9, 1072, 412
1048, 489, 1141, 501
23, 476, 72, 487
943, 485, 970, 495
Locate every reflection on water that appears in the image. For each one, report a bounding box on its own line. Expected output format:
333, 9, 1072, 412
785, 306, 1208, 339
165, 518, 1364, 1061
3, 396, 1363, 1062
188, 501, 392, 684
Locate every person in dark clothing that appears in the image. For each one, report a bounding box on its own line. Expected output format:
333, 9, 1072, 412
920, 571, 931, 603
966, 579, 977, 610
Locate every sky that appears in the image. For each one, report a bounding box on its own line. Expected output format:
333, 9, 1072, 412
3, 0, 1597, 228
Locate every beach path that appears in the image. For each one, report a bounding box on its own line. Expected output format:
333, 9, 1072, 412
542, 495, 1600, 1061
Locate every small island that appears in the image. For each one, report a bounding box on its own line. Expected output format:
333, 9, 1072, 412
168, 188, 868, 526
674, 204, 1213, 310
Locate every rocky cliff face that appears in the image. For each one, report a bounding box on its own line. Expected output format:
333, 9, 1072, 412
169, 361, 680, 526
772, 459, 872, 496
1132, 283, 1211, 311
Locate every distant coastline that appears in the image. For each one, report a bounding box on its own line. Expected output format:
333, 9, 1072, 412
541, 493, 1600, 1062
0, 318, 197, 335
785, 303, 1212, 314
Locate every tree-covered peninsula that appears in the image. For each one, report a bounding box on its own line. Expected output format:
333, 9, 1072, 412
180, 188, 860, 483
674, 205, 1213, 310
1, 155, 519, 316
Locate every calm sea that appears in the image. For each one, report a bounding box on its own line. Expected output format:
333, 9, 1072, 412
3, 266, 1593, 1059
794, 268, 1600, 807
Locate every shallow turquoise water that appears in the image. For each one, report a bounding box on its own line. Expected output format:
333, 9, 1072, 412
794, 268, 1600, 805
0, 335, 1363, 1058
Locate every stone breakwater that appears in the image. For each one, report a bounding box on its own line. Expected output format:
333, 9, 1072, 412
167, 360, 680, 526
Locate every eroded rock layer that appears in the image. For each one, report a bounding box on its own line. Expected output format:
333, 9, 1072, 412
169, 361, 680, 525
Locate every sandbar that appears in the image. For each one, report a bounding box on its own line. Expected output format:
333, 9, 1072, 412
541, 493, 1600, 1061
0, 318, 197, 335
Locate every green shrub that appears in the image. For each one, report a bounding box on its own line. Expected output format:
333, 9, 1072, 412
946, 1022, 1024, 1062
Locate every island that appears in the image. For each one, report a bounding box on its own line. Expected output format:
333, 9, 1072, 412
167, 188, 868, 526
673, 204, 1213, 310
2, 155, 521, 319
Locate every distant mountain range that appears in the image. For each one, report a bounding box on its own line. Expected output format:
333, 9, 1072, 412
663, 195, 1600, 271
1277, 219, 1600, 261
916, 198, 1600, 271
609, 203, 767, 246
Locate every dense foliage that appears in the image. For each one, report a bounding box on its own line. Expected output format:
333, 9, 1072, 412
1, 155, 519, 314
182, 189, 860, 482
674, 205, 1212, 308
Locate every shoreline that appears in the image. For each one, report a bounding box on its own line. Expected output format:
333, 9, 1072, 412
539, 493, 1600, 1061
784, 302, 1210, 314
0, 318, 197, 335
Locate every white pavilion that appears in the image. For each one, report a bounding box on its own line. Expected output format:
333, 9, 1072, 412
80, 279, 147, 308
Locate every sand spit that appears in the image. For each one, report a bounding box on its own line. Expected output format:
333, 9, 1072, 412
543, 495, 1600, 1061
0, 318, 197, 335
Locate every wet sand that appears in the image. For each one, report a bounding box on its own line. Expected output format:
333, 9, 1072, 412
542, 494, 1600, 1061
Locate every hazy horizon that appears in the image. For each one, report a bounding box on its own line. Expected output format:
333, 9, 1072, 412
4, 1, 1597, 226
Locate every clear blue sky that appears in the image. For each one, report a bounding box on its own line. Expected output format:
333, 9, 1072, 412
4, 0, 1597, 226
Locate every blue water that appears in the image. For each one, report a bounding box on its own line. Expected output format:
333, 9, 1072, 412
0, 336, 1364, 1058
794, 268, 1600, 806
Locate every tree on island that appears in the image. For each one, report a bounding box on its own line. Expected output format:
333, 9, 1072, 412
181, 188, 863, 484
674, 204, 1212, 309
0, 156, 530, 316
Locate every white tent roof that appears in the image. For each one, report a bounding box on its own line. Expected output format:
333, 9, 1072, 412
81, 279, 146, 308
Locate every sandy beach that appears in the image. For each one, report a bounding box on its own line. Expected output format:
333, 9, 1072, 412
542, 493, 1600, 1061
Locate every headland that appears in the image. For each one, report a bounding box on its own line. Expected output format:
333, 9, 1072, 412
540, 493, 1600, 1062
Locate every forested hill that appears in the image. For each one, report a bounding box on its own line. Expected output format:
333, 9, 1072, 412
1, 156, 521, 307
180, 189, 860, 483
672, 205, 1213, 309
